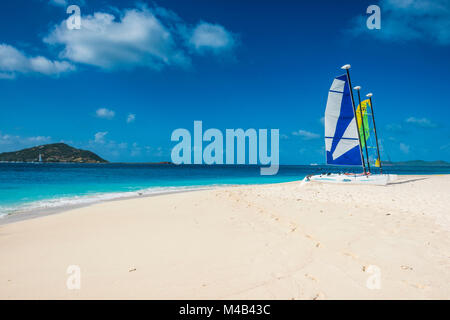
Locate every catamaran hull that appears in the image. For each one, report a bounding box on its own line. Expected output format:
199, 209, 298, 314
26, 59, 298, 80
387, 174, 397, 182
307, 174, 390, 185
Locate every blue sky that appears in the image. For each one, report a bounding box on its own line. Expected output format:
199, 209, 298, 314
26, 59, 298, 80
0, 0, 449, 164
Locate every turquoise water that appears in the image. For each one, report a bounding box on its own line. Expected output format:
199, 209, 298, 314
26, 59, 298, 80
1, 163, 449, 218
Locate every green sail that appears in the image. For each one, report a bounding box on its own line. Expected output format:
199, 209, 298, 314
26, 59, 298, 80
356, 99, 371, 148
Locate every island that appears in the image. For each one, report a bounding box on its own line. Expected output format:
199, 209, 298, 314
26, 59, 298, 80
0, 143, 108, 163
382, 160, 450, 166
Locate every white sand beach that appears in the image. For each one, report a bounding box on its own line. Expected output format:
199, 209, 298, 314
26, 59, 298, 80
0, 175, 449, 299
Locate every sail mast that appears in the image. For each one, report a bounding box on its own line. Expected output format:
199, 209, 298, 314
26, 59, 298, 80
354, 86, 371, 173
341, 64, 366, 174
366, 93, 383, 173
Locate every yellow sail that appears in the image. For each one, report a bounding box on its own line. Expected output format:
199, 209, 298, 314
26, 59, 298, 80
375, 158, 381, 167
356, 99, 371, 148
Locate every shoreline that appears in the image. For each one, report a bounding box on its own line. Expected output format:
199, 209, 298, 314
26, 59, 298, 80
1, 174, 449, 299
1, 173, 448, 226
0, 185, 216, 226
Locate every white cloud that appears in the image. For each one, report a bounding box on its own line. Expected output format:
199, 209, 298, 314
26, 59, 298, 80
90, 137, 152, 159
143, 146, 165, 158
96, 108, 115, 119
350, 0, 450, 45
49, 0, 85, 6
0, 132, 51, 151
405, 117, 437, 128
154, 146, 164, 157
188, 22, 236, 54
44, 8, 190, 70
2, 6, 237, 79
43, 6, 237, 71
126, 113, 136, 123
386, 123, 403, 132
385, 117, 438, 132
130, 142, 141, 157
94, 131, 108, 143
49, 0, 67, 7
27, 136, 52, 143
85, 132, 163, 160
29, 56, 74, 75
399, 142, 410, 154
292, 129, 320, 140
0, 72, 16, 79
0, 44, 75, 79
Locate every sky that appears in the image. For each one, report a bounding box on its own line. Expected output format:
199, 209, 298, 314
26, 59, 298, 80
0, 0, 449, 164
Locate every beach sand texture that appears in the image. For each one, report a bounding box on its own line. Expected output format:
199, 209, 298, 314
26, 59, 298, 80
0, 175, 449, 299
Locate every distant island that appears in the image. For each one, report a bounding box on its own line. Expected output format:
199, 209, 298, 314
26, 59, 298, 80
0, 143, 108, 163
382, 160, 450, 167
1, 144, 447, 167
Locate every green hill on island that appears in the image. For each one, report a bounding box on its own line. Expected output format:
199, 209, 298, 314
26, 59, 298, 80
0, 143, 108, 163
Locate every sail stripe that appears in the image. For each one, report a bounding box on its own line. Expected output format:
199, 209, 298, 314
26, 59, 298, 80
329, 78, 345, 92
332, 139, 359, 160
325, 74, 362, 166
325, 137, 358, 140
324, 91, 343, 149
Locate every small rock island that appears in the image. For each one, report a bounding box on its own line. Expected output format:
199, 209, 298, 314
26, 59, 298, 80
0, 143, 108, 163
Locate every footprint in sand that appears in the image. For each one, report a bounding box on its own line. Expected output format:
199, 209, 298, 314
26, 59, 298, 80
305, 273, 317, 281
270, 214, 279, 221
312, 292, 325, 300
402, 280, 426, 289
401, 265, 413, 271
342, 252, 358, 260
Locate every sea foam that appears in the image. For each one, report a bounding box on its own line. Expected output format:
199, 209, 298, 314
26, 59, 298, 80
0, 185, 211, 219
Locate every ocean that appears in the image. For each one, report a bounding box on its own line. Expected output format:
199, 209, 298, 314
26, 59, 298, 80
1, 163, 449, 219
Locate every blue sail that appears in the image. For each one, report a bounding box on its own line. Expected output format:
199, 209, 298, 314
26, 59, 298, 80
324, 75, 362, 166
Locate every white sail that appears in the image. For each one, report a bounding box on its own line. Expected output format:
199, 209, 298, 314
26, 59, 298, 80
324, 74, 362, 166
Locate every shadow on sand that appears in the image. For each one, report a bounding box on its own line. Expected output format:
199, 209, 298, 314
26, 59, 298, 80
388, 177, 428, 185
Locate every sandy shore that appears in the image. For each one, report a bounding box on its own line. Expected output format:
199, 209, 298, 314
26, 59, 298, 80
0, 175, 449, 299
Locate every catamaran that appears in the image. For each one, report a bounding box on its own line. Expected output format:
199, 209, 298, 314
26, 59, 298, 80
306, 64, 395, 185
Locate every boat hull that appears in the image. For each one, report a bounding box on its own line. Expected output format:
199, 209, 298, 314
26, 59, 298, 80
307, 173, 390, 185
